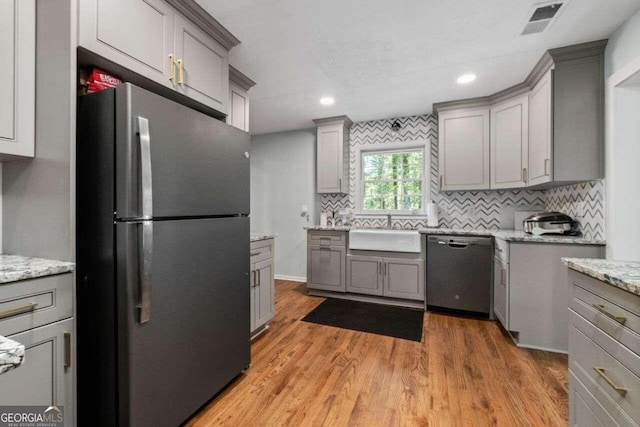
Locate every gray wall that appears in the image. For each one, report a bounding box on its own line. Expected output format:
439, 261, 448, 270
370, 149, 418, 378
605, 8, 640, 260
250, 129, 320, 280
2, 0, 75, 261
605, 7, 640, 78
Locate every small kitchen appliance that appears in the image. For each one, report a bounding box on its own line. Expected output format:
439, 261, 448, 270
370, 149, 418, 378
523, 212, 575, 235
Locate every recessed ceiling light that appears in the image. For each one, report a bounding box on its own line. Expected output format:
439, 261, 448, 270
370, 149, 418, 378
457, 73, 477, 85
320, 97, 335, 106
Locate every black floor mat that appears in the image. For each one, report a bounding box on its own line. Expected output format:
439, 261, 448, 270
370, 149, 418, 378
301, 298, 424, 342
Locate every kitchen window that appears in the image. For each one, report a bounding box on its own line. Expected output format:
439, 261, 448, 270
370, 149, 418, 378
357, 144, 428, 215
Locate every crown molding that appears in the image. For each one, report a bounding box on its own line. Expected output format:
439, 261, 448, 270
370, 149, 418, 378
312, 115, 353, 128
434, 39, 608, 115
229, 65, 256, 90
165, 0, 241, 50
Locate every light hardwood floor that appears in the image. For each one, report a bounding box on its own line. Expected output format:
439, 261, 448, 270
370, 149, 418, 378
187, 280, 568, 426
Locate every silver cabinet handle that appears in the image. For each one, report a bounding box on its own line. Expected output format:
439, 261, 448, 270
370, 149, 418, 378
592, 304, 627, 324
136, 116, 153, 324
501, 269, 506, 286
64, 332, 72, 369
0, 302, 37, 319
256, 269, 261, 286
544, 158, 550, 176
593, 367, 628, 394
250, 251, 262, 257
522, 167, 528, 182
137, 117, 153, 220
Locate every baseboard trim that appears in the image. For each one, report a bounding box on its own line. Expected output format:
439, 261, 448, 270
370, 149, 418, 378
275, 274, 307, 283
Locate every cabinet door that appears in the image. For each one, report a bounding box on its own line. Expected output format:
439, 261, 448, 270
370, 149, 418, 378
254, 258, 274, 330
438, 108, 490, 191
491, 95, 529, 189
249, 262, 256, 332
493, 256, 509, 329
174, 14, 229, 114
383, 258, 425, 301
0, 318, 74, 425
346, 255, 383, 296
78, 0, 175, 89
0, 0, 35, 158
317, 124, 345, 193
528, 69, 553, 186
227, 82, 250, 132
307, 246, 346, 292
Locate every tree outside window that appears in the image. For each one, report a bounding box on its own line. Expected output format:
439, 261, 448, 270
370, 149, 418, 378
361, 149, 424, 213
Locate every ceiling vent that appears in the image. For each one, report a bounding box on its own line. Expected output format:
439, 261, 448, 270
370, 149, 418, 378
520, 1, 567, 35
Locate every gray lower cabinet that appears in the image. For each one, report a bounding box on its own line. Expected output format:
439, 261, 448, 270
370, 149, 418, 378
498, 241, 603, 352
346, 255, 383, 296
493, 255, 509, 329
307, 246, 346, 292
568, 269, 640, 426
0, 272, 75, 426
1, 319, 74, 423
250, 239, 274, 338
384, 258, 424, 301
346, 254, 424, 302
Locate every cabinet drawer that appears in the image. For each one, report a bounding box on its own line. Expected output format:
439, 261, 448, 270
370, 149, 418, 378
0, 274, 73, 337
308, 231, 346, 247
570, 310, 640, 422
494, 238, 509, 262
570, 371, 635, 427
570, 273, 640, 355
250, 239, 274, 264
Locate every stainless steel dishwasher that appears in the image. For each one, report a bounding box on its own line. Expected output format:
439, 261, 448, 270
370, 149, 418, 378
426, 235, 493, 317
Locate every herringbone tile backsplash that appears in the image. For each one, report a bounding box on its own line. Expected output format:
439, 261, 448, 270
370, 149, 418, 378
320, 115, 605, 240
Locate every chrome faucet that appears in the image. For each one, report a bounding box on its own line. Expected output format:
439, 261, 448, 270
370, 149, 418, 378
386, 212, 392, 229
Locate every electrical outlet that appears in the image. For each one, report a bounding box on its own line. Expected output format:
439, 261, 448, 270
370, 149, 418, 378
576, 201, 586, 218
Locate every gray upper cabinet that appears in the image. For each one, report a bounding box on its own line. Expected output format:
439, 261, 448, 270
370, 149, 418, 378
227, 66, 256, 132
528, 70, 553, 187
173, 14, 228, 114
490, 95, 529, 189
438, 107, 490, 191
79, 0, 238, 115
0, 0, 35, 160
434, 40, 606, 191
314, 116, 352, 194
78, 0, 175, 87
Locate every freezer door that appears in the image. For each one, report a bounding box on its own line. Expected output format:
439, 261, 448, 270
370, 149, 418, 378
116, 217, 250, 427
115, 83, 250, 219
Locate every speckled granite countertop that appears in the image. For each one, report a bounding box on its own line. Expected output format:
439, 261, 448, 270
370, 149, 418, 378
492, 231, 605, 245
0, 335, 25, 375
562, 258, 640, 296
304, 226, 604, 245
0, 255, 75, 284
250, 233, 277, 242
305, 226, 352, 231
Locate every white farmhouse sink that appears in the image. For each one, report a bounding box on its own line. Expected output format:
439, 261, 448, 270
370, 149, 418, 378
349, 229, 421, 253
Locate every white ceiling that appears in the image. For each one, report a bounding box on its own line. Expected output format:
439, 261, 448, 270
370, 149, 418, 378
197, 0, 640, 135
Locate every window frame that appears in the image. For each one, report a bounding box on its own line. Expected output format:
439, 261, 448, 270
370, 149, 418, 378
354, 141, 430, 216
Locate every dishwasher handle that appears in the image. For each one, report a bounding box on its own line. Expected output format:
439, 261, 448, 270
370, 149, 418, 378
448, 241, 469, 249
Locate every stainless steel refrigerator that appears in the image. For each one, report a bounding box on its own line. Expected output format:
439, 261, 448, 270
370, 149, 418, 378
76, 83, 251, 426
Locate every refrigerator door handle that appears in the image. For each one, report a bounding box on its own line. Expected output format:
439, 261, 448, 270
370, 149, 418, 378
136, 116, 153, 220
138, 221, 153, 323
136, 116, 153, 323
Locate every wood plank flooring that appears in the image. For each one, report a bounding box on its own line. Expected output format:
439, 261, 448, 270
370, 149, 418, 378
187, 280, 568, 426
